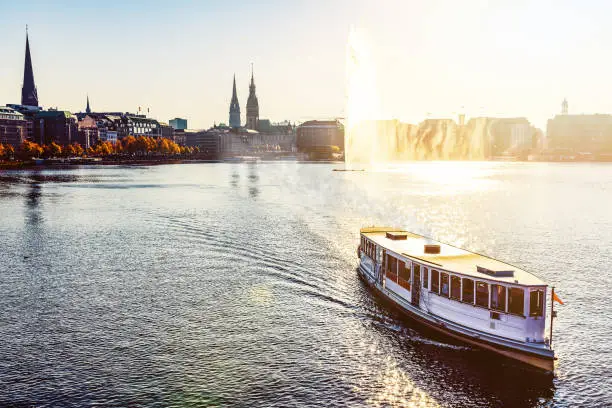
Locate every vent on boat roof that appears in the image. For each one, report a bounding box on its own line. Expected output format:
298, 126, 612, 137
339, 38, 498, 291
477, 265, 514, 277
386, 231, 408, 240
424, 244, 440, 254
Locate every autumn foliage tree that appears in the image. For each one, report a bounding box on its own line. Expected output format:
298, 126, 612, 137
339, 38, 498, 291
0, 143, 15, 160
17, 140, 44, 160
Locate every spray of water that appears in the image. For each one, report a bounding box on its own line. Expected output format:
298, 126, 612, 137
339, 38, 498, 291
344, 29, 499, 165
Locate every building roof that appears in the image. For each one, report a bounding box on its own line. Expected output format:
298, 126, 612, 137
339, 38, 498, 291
0, 106, 25, 118
124, 116, 160, 125
361, 227, 546, 287
298, 120, 341, 128
35, 110, 74, 119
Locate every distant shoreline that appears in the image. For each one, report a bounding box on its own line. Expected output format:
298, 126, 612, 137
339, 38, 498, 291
2, 158, 611, 170
0, 158, 222, 170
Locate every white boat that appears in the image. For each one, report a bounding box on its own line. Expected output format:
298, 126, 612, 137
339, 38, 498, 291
358, 227, 557, 372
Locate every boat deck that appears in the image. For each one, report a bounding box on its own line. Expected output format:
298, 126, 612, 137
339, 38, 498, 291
361, 227, 546, 286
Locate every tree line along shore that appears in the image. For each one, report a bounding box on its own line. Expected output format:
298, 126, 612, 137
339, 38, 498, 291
0, 136, 206, 168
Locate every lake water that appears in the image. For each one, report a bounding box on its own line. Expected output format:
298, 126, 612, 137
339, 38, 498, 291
0, 162, 610, 407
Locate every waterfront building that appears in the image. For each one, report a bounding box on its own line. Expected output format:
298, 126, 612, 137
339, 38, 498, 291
172, 129, 187, 146
80, 113, 121, 143
6, 104, 41, 142
77, 115, 99, 149
159, 123, 174, 139
229, 75, 241, 129
296, 120, 344, 157
0, 106, 27, 147
21, 29, 39, 108
34, 110, 78, 145
547, 113, 612, 155
487, 118, 535, 157
169, 117, 187, 130
183, 129, 221, 158
246, 67, 259, 130
253, 120, 296, 151
119, 115, 161, 138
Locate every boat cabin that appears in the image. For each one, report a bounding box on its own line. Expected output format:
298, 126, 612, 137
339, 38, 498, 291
359, 228, 548, 344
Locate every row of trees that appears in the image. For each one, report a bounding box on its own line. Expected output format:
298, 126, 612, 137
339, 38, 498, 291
0, 136, 200, 161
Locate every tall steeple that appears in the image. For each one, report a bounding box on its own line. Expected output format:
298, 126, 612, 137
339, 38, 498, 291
21, 26, 39, 107
561, 98, 568, 115
246, 63, 259, 130
86, 95, 91, 114
229, 74, 241, 128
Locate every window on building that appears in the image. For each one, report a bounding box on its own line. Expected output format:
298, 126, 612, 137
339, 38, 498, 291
476, 281, 489, 308
462, 278, 475, 304
441, 273, 449, 297
450, 275, 461, 300
398, 261, 410, 290
490, 284, 506, 312
431, 270, 439, 293
508, 287, 525, 316
529, 289, 544, 317
423, 268, 428, 289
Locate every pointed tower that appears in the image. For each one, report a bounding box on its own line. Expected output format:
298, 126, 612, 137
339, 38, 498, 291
21, 27, 39, 107
86, 95, 91, 114
561, 98, 568, 115
246, 64, 259, 130
229, 74, 241, 128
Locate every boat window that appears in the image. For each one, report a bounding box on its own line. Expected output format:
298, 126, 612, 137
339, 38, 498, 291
398, 261, 411, 290
423, 268, 428, 289
450, 275, 461, 300
431, 270, 439, 293
508, 287, 525, 316
529, 289, 544, 317
490, 284, 506, 312
441, 273, 449, 297
462, 278, 475, 304
475, 281, 489, 308
386, 254, 398, 282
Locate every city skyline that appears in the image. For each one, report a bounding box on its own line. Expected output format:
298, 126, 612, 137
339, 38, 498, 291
3, 1, 612, 129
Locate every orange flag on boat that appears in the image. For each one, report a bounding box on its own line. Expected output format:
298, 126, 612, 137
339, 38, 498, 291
553, 291, 564, 305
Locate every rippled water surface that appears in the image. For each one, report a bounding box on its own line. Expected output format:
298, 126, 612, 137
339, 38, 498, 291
0, 162, 610, 407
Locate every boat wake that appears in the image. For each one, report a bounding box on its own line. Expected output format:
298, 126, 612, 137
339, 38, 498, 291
365, 312, 471, 351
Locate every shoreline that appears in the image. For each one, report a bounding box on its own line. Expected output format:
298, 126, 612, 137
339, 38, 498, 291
2, 158, 612, 170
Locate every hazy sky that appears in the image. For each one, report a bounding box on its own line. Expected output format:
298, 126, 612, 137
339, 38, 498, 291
1, 0, 611, 129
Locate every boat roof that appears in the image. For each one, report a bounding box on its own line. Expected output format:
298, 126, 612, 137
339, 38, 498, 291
361, 227, 546, 287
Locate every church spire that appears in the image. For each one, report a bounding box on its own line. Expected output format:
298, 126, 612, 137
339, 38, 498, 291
21, 26, 39, 107
246, 63, 259, 130
86, 94, 91, 114
231, 74, 239, 104
229, 74, 241, 128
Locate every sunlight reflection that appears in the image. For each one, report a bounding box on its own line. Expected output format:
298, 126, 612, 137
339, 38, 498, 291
368, 357, 441, 408
247, 284, 274, 306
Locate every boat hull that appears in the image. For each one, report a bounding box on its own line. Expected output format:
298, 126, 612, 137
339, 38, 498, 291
358, 263, 555, 373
